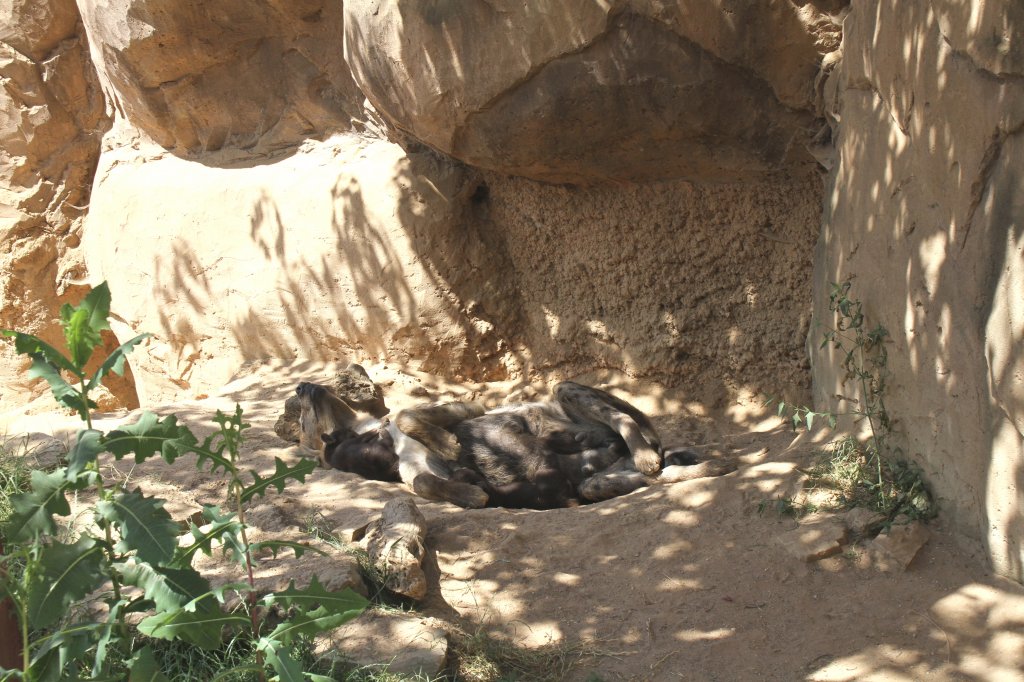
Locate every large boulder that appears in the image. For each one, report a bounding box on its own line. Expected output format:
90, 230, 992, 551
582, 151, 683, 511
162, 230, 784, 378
0, 0, 127, 411
76, 0, 366, 152
343, 0, 844, 183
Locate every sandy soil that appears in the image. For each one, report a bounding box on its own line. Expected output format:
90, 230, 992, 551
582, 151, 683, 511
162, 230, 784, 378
5, 360, 1023, 682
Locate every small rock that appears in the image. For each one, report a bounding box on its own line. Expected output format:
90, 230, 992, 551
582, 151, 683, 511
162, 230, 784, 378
273, 395, 302, 443
778, 513, 849, 562
842, 507, 886, 537
317, 611, 448, 677
868, 520, 931, 571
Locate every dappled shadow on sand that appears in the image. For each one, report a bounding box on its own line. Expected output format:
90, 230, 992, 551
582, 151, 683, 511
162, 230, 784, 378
19, 360, 1020, 681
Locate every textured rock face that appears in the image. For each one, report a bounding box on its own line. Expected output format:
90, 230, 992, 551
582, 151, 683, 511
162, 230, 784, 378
812, 0, 1024, 580
76, 0, 366, 152
344, 0, 843, 183
0, 0, 129, 409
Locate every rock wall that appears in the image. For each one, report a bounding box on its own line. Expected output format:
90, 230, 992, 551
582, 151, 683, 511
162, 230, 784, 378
0, 0, 123, 409
813, 0, 1024, 580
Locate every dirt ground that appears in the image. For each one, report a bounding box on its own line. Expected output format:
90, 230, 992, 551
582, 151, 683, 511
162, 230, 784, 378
5, 360, 1024, 682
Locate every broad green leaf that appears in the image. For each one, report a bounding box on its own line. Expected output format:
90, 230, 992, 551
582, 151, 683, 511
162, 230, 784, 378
61, 304, 102, 370
128, 646, 170, 682
263, 578, 368, 616
5, 469, 72, 541
776, 401, 785, 417
29, 620, 104, 682
137, 599, 246, 649
806, 412, 815, 430
118, 561, 210, 613
67, 429, 103, 478
104, 412, 199, 465
261, 603, 365, 647
173, 505, 245, 568
304, 675, 335, 682
96, 489, 178, 565
257, 639, 302, 682
87, 333, 151, 394
26, 354, 93, 417
92, 601, 125, 678
240, 458, 317, 503
26, 537, 105, 629
2, 331, 79, 375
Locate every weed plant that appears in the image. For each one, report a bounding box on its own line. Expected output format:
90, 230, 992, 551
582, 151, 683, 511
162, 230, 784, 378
765, 280, 935, 522
0, 282, 367, 681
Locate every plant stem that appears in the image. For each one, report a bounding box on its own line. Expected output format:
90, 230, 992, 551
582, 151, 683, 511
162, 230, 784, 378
234, 484, 264, 682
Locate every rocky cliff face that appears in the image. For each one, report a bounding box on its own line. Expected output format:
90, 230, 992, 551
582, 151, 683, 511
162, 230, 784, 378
2, 0, 1021, 583
813, 0, 1024, 580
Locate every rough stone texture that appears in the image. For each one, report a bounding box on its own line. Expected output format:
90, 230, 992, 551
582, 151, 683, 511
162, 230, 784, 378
317, 611, 448, 677
811, 0, 1024, 582
868, 520, 931, 572
777, 512, 849, 562
75, 0, 366, 153
81, 125, 822, 406
0, 0, 134, 411
81, 135, 491, 404
344, 0, 844, 183
356, 497, 428, 600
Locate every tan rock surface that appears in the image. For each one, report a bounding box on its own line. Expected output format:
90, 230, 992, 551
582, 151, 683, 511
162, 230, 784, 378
75, 0, 365, 153
812, 0, 1024, 582
344, 0, 842, 183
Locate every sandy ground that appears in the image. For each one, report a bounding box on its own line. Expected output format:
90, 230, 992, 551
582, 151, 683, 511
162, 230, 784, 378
5, 360, 1024, 682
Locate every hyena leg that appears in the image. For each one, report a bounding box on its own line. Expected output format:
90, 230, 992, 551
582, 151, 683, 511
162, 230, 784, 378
411, 472, 489, 509
577, 470, 651, 502
658, 460, 738, 483
554, 382, 662, 476
395, 402, 485, 461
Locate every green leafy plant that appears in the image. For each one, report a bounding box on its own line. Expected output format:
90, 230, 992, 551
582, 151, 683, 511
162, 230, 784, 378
0, 283, 367, 681
764, 280, 934, 522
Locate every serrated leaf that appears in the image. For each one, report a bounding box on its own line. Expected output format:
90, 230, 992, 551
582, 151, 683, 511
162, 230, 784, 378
5, 469, 72, 541
27, 355, 93, 417
2, 331, 79, 375
67, 429, 103, 478
118, 562, 211, 613
104, 412, 199, 465
128, 646, 170, 682
61, 304, 102, 370
257, 639, 302, 682
27, 537, 105, 629
173, 506, 245, 568
263, 577, 367, 614
96, 489, 178, 565
87, 333, 151, 394
249, 540, 324, 561
805, 412, 815, 429
29, 620, 104, 682
137, 600, 246, 649
776, 401, 785, 417
262, 603, 365, 647
92, 601, 126, 678
240, 458, 317, 503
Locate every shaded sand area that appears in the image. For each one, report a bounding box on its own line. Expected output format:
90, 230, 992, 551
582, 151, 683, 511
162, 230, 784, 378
4, 360, 1023, 681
